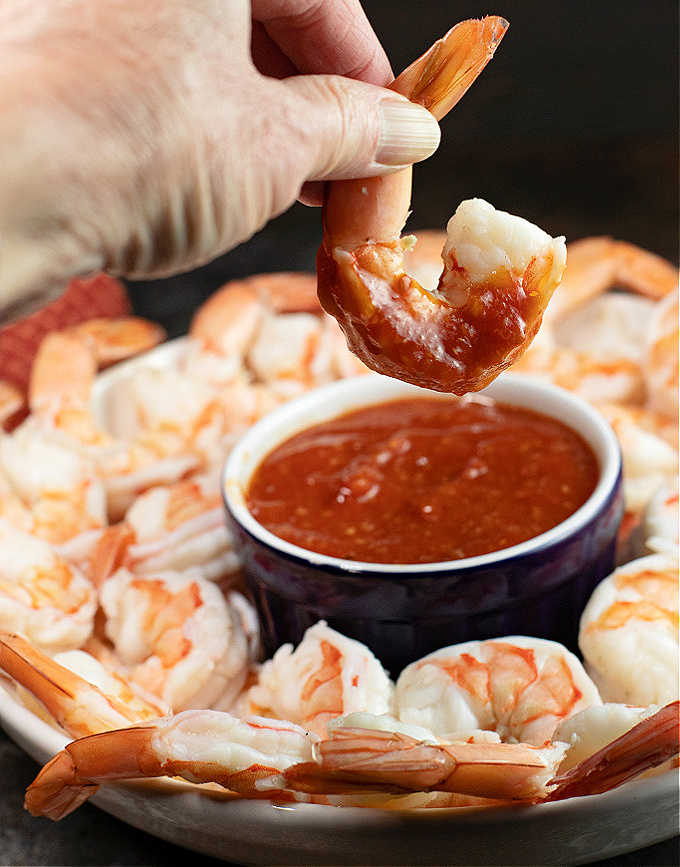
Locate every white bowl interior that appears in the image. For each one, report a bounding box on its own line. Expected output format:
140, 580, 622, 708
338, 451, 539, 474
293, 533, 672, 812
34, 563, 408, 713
223, 372, 622, 573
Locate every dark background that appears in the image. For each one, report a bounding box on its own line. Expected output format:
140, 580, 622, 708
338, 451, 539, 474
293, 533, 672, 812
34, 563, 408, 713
127, 0, 678, 339
2, 1, 679, 864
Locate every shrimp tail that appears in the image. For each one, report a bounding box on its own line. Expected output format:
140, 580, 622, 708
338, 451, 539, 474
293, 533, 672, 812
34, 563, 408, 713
24, 726, 159, 820
0, 630, 159, 737
547, 701, 680, 801
24, 750, 102, 820
391, 16, 509, 119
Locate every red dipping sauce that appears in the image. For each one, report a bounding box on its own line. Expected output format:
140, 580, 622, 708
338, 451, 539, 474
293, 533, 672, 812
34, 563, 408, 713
246, 396, 599, 564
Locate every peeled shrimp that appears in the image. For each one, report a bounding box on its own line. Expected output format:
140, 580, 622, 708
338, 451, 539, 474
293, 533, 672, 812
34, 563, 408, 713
641, 477, 679, 557
24, 709, 320, 820
395, 636, 602, 746
551, 701, 670, 772
242, 621, 395, 738
0, 521, 96, 654
317, 18, 567, 393
273, 702, 678, 802
97, 564, 251, 712
578, 553, 679, 707
121, 475, 240, 584
644, 286, 679, 418
542, 236, 679, 326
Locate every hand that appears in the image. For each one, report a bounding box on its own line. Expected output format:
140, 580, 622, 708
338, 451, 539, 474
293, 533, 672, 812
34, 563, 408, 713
0, 0, 440, 311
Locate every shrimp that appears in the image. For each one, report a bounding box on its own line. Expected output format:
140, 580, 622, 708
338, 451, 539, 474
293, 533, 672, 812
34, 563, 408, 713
0, 630, 165, 738
97, 564, 251, 712
551, 701, 671, 772
25, 329, 198, 523
578, 553, 679, 707
641, 477, 679, 557
644, 286, 679, 419
24, 709, 321, 820
511, 238, 679, 408
0, 520, 97, 654
63, 315, 166, 369
597, 402, 678, 521
242, 621, 395, 738
20, 698, 679, 818
317, 18, 568, 394
395, 636, 602, 746
541, 236, 679, 326
121, 475, 240, 584
272, 702, 678, 802
545, 700, 679, 801
187, 272, 368, 397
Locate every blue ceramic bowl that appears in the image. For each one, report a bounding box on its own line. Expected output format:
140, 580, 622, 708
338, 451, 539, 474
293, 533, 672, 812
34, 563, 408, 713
223, 373, 623, 675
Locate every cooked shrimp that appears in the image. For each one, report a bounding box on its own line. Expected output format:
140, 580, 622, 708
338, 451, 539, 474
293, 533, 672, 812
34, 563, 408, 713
0, 520, 96, 654
64, 316, 166, 369
0, 630, 165, 738
578, 553, 679, 707
546, 700, 679, 801
25, 329, 198, 522
97, 564, 251, 712
21, 700, 679, 818
395, 636, 602, 746
242, 621, 395, 738
24, 709, 320, 820
644, 286, 679, 418
273, 721, 566, 802
317, 18, 568, 393
541, 236, 679, 326
596, 403, 678, 520
272, 702, 678, 801
552, 701, 669, 772
641, 477, 679, 557
121, 475, 240, 584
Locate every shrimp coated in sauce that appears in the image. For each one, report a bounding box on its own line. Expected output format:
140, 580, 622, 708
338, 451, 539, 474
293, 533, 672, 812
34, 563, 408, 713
317, 18, 567, 393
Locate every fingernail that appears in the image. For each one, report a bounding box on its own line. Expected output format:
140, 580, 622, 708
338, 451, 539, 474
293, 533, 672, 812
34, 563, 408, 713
375, 99, 441, 167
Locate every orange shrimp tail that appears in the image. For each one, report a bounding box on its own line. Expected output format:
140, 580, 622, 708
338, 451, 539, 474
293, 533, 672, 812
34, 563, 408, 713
24, 726, 162, 819
391, 16, 508, 119
24, 750, 101, 820
547, 701, 680, 801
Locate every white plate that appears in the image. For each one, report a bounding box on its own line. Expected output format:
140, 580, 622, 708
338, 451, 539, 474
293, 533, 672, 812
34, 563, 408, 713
1, 679, 677, 866
4, 338, 678, 865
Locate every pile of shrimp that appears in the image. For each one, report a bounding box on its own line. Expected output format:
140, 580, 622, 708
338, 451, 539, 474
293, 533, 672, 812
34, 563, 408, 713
0, 15, 677, 824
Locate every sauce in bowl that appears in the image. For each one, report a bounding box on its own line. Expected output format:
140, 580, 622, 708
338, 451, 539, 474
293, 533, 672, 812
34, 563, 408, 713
246, 396, 599, 564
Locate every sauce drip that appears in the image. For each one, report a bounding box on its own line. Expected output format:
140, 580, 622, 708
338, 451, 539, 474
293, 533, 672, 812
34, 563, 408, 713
246, 397, 599, 564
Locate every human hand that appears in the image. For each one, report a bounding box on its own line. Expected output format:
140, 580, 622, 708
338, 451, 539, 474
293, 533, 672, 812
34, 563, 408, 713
0, 0, 440, 312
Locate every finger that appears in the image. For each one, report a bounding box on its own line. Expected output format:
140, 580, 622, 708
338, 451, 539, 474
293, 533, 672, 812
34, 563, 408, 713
280, 75, 440, 182
250, 0, 393, 84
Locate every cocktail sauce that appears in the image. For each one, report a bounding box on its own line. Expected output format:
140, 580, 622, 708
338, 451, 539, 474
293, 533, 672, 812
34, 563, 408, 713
246, 396, 599, 564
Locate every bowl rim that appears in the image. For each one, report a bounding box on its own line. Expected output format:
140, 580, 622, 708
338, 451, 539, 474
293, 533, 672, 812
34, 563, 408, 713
222, 372, 623, 575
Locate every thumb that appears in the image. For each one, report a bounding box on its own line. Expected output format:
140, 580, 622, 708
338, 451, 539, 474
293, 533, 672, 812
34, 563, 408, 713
279, 74, 441, 184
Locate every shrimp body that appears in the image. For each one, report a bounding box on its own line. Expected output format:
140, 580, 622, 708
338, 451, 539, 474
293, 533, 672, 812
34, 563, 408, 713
98, 566, 250, 712
578, 553, 679, 707
122, 475, 240, 583
24, 709, 320, 820
318, 18, 567, 393
395, 636, 602, 745
0, 521, 96, 653
243, 621, 395, 737
273, 702, 678, 802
